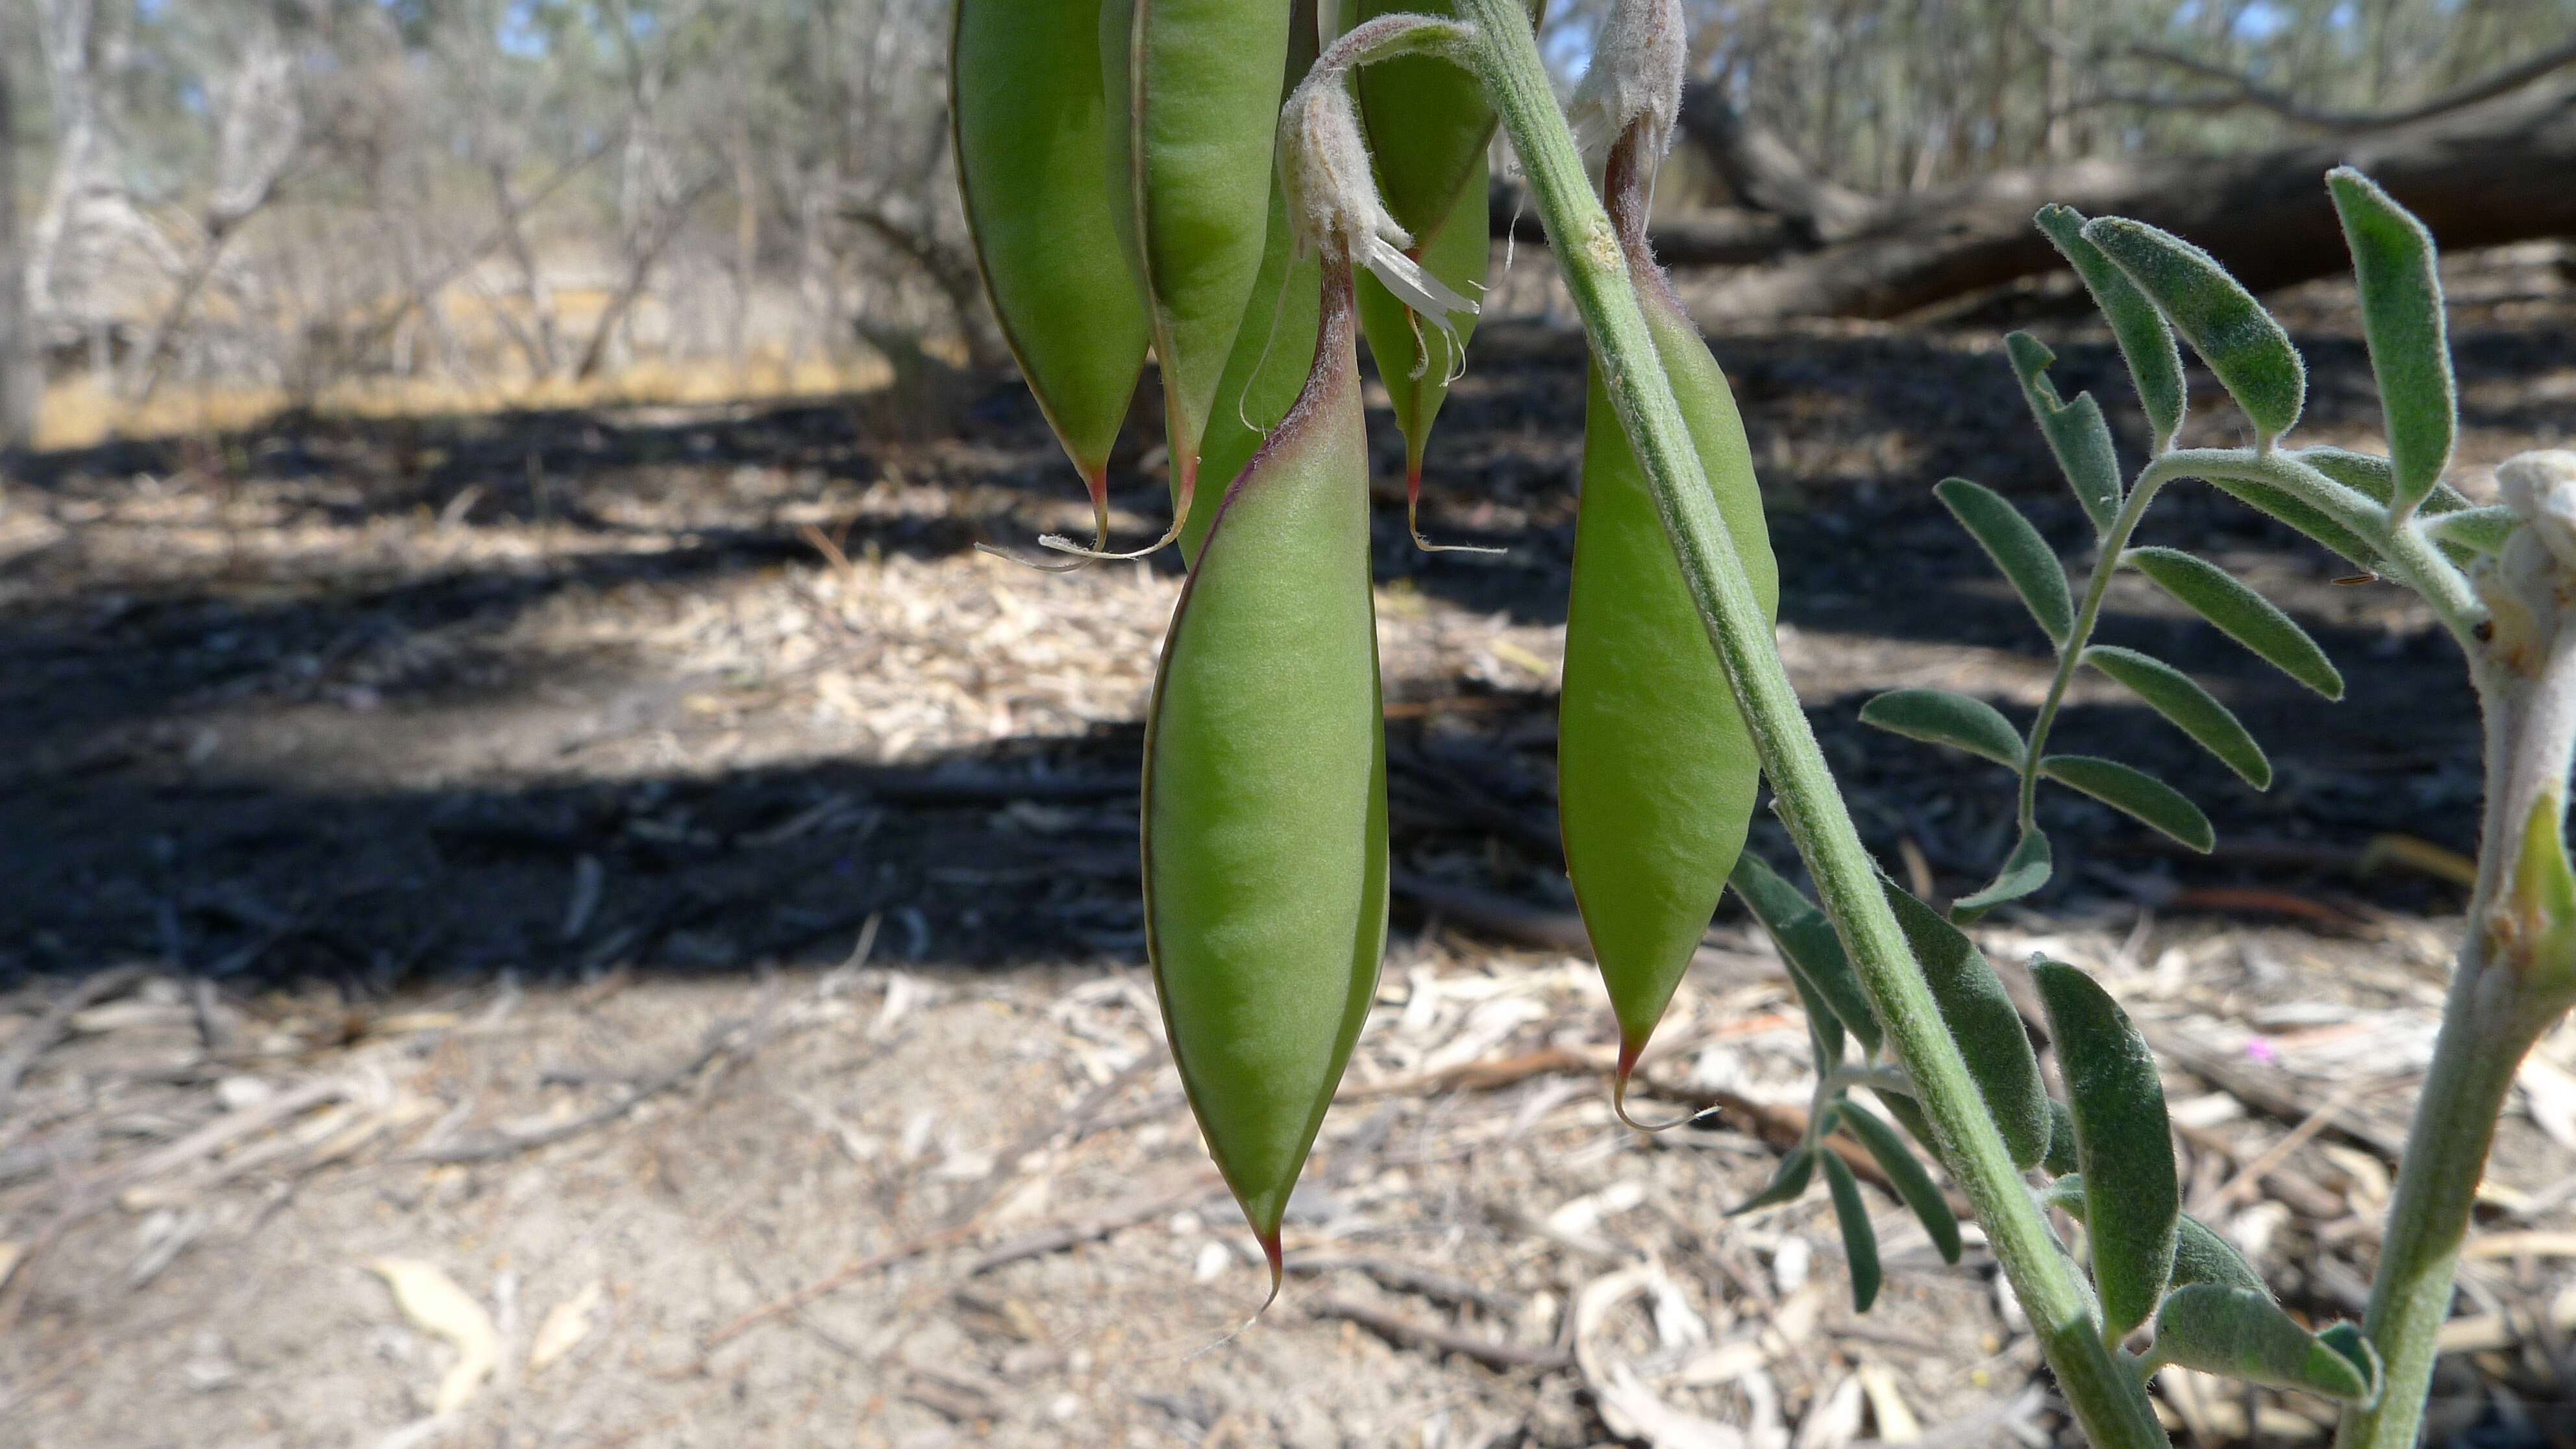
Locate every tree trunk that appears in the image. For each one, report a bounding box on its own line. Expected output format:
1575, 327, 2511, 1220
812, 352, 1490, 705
0, 58, 36, 454
843, 197, 1012, 371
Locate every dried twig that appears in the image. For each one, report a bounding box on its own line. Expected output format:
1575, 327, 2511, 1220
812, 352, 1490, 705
408, 1006, 771, 1165
0, 965, 158, 1118
1308, 1294, 1572, 1371
1285, 1253, 1518, 1317
704, 1177, 1217, 1347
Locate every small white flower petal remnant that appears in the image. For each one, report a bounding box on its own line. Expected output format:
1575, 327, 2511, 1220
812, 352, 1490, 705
1567, 0, 1686, 160
1279, 71, 1479, 351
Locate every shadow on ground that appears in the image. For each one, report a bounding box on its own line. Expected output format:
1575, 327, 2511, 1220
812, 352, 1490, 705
1, 298, 2536, 990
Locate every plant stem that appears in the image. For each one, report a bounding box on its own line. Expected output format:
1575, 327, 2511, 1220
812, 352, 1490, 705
2339, 520, 2576, 1448
2143, 448, 2486, 647
1449, 5, 2166, 1443
2018, 471, 2177, 834
2334, 958, 2536, 1448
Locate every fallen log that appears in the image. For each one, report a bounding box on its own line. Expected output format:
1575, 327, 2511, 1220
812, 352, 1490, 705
1493, 78, 2576, 321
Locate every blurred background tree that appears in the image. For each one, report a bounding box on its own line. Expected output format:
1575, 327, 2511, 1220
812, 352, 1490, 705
0, 0, 2569, 447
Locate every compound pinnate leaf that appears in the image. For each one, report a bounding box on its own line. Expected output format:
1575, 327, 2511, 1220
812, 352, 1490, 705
2303, 445, 2477, 517
2037, 204, 2185, 447
1731, 854, 1882, 1056
1783, 945, 1848, 1066
1859, 688, 2025, 769
1935, 478, 2074, 645
953, 0, 1149, 523
2125, 546, 2344, 699
1143, 271, 1385, 1278
2081, 645, 2271, 788
2316, 1324, 2385, 1407
1840, 1101, 1963, 1265
1563, 249, 1777, 1086
2304, 445, 2485, 565
1953, 830, 2053, 919
1103, 0, 1294, 507
2328, 168, 2454, 515
1873, 1089, 1942, 1156
2032, 961, 2177, 1341
2004, 332, 2124, 533
2172, 1213, 2272, 1296
1883, 878, 2051, 1170
2055, 1186, 2275, 1298
2040, 754, 2216, 852
2083, 216, 2307, 445
2196, 471, 2382, 571
1727, 1145, 1816, 1216
2427, 504, 2516, 556
2153, 1285, 2377, 1402
1821, 1150, 1883, 1313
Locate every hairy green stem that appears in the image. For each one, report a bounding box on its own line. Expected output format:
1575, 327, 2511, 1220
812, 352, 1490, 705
1447, 4, 2166, 1443
2147, 448, 2486, 646
2018, 473, 2178, 834
2340, 560, 2576, 1446
2336, 961, 2538, 1448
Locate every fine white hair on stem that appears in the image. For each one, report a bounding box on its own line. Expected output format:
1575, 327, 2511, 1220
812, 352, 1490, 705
1567, 0, 1686, 163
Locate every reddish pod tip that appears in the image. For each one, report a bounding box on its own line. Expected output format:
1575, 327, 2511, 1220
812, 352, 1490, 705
1084, 464, 1113, 555
1257, 1226, 1285, 1310
1034, 454, 1196, 562
1609, 1037, 1699, 1133
972, 461, 1115, 573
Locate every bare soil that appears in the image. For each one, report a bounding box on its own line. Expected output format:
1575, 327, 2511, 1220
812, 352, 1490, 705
1, 246, 2573, 1448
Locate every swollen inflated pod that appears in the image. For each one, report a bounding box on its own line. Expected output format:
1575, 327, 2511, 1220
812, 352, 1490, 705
1559, 120, 1777, 1117
1353, 152, 1491, 550
1347, 0, 1500, 549
951, 0, 1150, 556
1093, 0, 1295, 559
1143, 51, 1481, 1290
1141, 256, 1383, 1289
1181, 0, 1324, 565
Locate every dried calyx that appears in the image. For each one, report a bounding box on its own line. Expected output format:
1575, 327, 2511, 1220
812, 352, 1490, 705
1278, 24, 1481, 361
1566, 0, 1685, 163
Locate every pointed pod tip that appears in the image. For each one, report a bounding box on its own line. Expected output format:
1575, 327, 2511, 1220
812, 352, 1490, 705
1609, 1038, 1698, 1132
1258, 1226, 1284, 1308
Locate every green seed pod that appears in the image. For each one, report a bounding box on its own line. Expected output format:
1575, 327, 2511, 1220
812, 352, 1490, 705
1182, 3, 1325, 564
1348, 0, 1501, 543
1142, 265, 1387, 1286
1561, 135, 1777, 1115
953, 0, 1151, 549
1348, 0, 1494, 237
1354, 149, 1491, 548
1102, 0, 1295, 544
